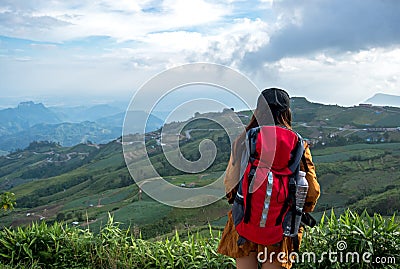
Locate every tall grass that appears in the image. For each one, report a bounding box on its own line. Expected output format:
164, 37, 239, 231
297, 210, 399, 268
0, 213, 235, 269
0, 210, 398, 269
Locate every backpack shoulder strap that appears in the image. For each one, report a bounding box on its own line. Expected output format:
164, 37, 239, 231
248, 127, 260, 161
288, 132, 305, 173
243, 127, 260, 223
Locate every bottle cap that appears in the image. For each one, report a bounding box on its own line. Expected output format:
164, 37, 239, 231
299, 171, 306, 177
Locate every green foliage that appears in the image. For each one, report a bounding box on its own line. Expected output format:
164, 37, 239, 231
0, 210, 399, 268
25, 141, 60, 152
0, 214, 235, 269
1, 192, 16, 212
350, 188, 400, 216
296, 209, 399, 268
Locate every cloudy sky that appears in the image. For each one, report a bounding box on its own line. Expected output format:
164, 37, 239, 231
1, 0, 399, 108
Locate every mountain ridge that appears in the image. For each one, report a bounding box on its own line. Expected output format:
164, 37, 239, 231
364, 93, 400, 107
50, 104, 124, 123
0, 101, 61, 136
0, 102, 164, 151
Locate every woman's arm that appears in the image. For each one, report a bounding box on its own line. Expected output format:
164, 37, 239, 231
224, 134, 246, 204
301, 143, 320, 212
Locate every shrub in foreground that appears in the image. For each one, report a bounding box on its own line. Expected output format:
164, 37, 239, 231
0, 214, 234, 268
0, 210, 398, 268
296, 210, 399, 268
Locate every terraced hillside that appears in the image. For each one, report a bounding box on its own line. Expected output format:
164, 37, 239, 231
1, 98, 399, 238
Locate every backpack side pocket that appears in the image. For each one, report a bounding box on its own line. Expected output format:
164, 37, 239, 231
232, 195, 244, 226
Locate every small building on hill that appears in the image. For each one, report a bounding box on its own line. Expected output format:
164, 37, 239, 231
359, 103, 372, 107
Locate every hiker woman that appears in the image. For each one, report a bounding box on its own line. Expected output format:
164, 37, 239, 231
217, 88, 320, 269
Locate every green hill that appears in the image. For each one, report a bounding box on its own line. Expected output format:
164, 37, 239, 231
1, 98, 399, 239
0, 137, 231, 237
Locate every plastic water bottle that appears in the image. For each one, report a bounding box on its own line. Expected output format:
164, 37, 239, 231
283, 171, 308, 236
296, 171, 309, 212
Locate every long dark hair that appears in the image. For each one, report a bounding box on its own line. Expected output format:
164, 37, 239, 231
245, 88, 292, 131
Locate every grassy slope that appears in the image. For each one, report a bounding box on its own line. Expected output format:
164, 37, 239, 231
312, 143, 400, 216
0, 138, 231, 237
1, 99, 399, 238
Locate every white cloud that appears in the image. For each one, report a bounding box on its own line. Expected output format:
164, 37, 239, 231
253, 48, 400, 105
71, 17, 270, 68
145, 31, 208, 53
184, 18, 270, 67
162, 0, 228, 26
0, 14, 272, 101
244, 0, 400, 65
0, 0, 399, 106
0, 0, 230, 42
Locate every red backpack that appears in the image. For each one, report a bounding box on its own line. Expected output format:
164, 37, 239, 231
232, 125, 305, 246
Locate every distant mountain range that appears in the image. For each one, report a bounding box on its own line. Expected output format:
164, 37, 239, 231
50, 104, 123, 123
0, 101, 60, 136
0, 121, 120, 151
1, 94, 399, 152
0, 102, 164, 151
365, 93, 400, 107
